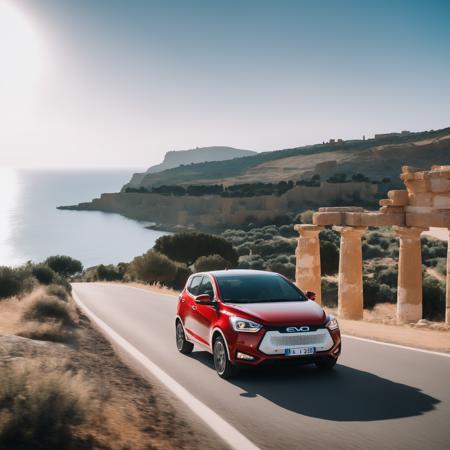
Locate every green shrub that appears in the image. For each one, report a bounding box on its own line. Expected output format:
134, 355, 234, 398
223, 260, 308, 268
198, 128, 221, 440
168, 264, 192, 290
268, 262, 295, 280
45, 255, 83, 277
23, 296, 75, 326
363, 278, 380, 309
321, 279, 338, 308
299, 210, 314, 224
53, 275, 72, 293
375, 267, 398, 287
96, 264, 123, 281
422, 276, 445, 321
131, 251, 177, 285
362, 243, 385, 259
0, 267, 34, 299
194, 254, 230, 272
0, 363, 89, 449
46, 284, 69, 302
378, 283, 396, 303
31, 264, 56, 285
320, 241, 339, 275
154, 232, 238, 266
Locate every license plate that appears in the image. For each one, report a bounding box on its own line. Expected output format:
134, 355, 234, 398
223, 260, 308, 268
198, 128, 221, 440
284, 347, 315, 356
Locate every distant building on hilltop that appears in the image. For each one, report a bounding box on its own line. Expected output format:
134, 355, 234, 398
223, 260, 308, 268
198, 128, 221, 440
374, 130, 411, 139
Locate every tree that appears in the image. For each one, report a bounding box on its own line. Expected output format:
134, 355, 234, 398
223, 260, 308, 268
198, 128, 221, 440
195, 254, 230, 272
45, 256, 83, 277
154, 232, 238, 266
320, 241, 339, 275
131, 251, 178, 284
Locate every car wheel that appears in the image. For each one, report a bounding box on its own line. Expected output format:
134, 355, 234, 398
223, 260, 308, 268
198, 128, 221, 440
315, 357, 337, 370
176, 321, 194, 354
213, 336, 239, 379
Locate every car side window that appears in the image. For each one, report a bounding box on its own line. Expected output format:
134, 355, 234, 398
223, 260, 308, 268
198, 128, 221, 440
188, 276, 203, 296
199, 276, 215, 299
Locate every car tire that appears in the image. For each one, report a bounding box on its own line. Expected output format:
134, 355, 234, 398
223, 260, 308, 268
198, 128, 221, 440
213, 336, 239, 379
315, 357, 337, 370
176, 321, 194, 354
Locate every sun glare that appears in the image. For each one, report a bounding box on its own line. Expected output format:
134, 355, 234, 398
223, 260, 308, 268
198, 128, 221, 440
0, 0, 46, 117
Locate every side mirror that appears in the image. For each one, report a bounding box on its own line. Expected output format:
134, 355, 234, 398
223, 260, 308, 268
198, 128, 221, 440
306, 291, 316, 301
194, 293, 212, 304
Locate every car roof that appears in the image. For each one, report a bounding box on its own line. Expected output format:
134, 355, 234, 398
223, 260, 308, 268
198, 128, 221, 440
200, 269, 281, 279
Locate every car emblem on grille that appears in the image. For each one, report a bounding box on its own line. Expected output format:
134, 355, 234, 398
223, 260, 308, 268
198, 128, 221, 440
286, 326, 310, 333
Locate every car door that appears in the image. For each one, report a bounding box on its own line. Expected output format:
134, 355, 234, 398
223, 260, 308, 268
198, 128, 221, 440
190, 275, 219, 346
183, 275, 203, 341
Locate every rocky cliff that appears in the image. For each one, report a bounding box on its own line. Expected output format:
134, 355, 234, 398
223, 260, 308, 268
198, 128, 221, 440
123, 146, 256, 191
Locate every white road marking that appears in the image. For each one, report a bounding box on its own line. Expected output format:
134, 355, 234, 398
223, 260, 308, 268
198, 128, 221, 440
343, 334, 450, 358
72, 290, 260, 450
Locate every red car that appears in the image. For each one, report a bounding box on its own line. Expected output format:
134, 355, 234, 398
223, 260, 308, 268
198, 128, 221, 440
175, 270, 341, 378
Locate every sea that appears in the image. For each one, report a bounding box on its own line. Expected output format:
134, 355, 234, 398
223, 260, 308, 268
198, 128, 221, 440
0, 169, 167, 268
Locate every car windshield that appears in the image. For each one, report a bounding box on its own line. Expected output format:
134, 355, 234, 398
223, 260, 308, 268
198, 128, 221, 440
215, 273, 307, 303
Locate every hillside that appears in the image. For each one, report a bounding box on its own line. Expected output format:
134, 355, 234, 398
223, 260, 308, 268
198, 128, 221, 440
125, 127, 450, 189
123, 146, 256, 190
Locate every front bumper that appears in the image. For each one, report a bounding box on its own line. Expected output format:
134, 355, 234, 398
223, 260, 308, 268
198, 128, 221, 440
230, 327, 341, 365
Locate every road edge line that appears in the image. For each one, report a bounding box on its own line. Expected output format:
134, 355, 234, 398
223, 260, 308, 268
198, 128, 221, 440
343, 334, 450, 358
72, 291, 260, 450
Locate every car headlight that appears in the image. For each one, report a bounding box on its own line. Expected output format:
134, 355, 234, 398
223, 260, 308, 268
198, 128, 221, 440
326, 318, 339, 331
230, 316, 262, 333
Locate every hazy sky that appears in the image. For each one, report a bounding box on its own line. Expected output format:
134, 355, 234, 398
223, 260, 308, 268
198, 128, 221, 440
1, 0, 450, 169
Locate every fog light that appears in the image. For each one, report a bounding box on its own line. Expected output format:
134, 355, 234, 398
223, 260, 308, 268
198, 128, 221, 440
236, 352, 255, 361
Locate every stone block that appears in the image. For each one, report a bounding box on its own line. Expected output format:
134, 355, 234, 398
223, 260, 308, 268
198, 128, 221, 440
351, 212, 405, 227
433, 195, 450, 209
406, 212, 450, 228
405, 206, 434, 214
408, 192, 433, 207
404, 179, 431, 193
313, 212, 343, 226
379, 198, 393, 207
388, 190, 409, 205
430, 177, 450, 193
318, 207, 364, 212
380, 206, 405, 214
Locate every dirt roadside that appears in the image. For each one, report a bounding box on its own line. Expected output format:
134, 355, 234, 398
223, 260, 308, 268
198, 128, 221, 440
0, 290, 228, 450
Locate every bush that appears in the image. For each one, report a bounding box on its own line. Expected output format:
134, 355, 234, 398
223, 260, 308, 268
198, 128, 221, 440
23, 296, 75, 326
96, 264, 123, 281
195, 254, 230, 272
268, 261, 295, 280
299, 210, 314, 224
154, 232, 238, 266
0, 363, 89, 449
45, 256, 83, 277
363, 278, 380, 309
378, 283, 396, 303
168, 264, 192, 290
131, 251, 177, 285
46, 284, 69, 302
31, 264, 56, 285
18, 322, 74, 343
53, 275, 72, 293
321, 278, 338, 308
422, 276, 445, 321
320, 241, 339, 275
375, 267, 398, 287
0, 266, 34, 300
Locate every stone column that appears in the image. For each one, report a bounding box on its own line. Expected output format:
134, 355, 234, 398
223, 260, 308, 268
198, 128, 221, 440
394, 227, 425, 323
333, 226, 367, 320
294, 224, 323, 304
446, 229, 450, 324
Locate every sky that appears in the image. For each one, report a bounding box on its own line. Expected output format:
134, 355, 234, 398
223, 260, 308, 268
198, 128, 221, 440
1, 0, 450, 169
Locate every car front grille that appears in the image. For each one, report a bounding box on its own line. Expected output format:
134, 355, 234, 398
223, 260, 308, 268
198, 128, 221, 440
259, 328, 333, 355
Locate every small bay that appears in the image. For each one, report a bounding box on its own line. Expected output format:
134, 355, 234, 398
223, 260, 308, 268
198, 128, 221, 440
0, 169, 167, 267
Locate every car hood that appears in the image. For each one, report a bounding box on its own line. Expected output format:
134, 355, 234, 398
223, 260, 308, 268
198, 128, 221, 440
224, 300, 326, 326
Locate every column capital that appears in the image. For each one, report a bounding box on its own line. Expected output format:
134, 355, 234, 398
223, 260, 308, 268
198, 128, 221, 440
294, 224, 323, 236
332, 226, 367, 237
393, 226, 427, 238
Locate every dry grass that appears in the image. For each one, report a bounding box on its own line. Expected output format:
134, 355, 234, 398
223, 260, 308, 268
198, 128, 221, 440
0, 360, 91, 450
103, 280, 179, 296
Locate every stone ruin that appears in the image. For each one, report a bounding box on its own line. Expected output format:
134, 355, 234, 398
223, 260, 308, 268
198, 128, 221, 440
294, 165, 450, 324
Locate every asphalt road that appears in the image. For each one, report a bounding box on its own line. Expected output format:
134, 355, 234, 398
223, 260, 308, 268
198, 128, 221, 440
72, 283, 450, 450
